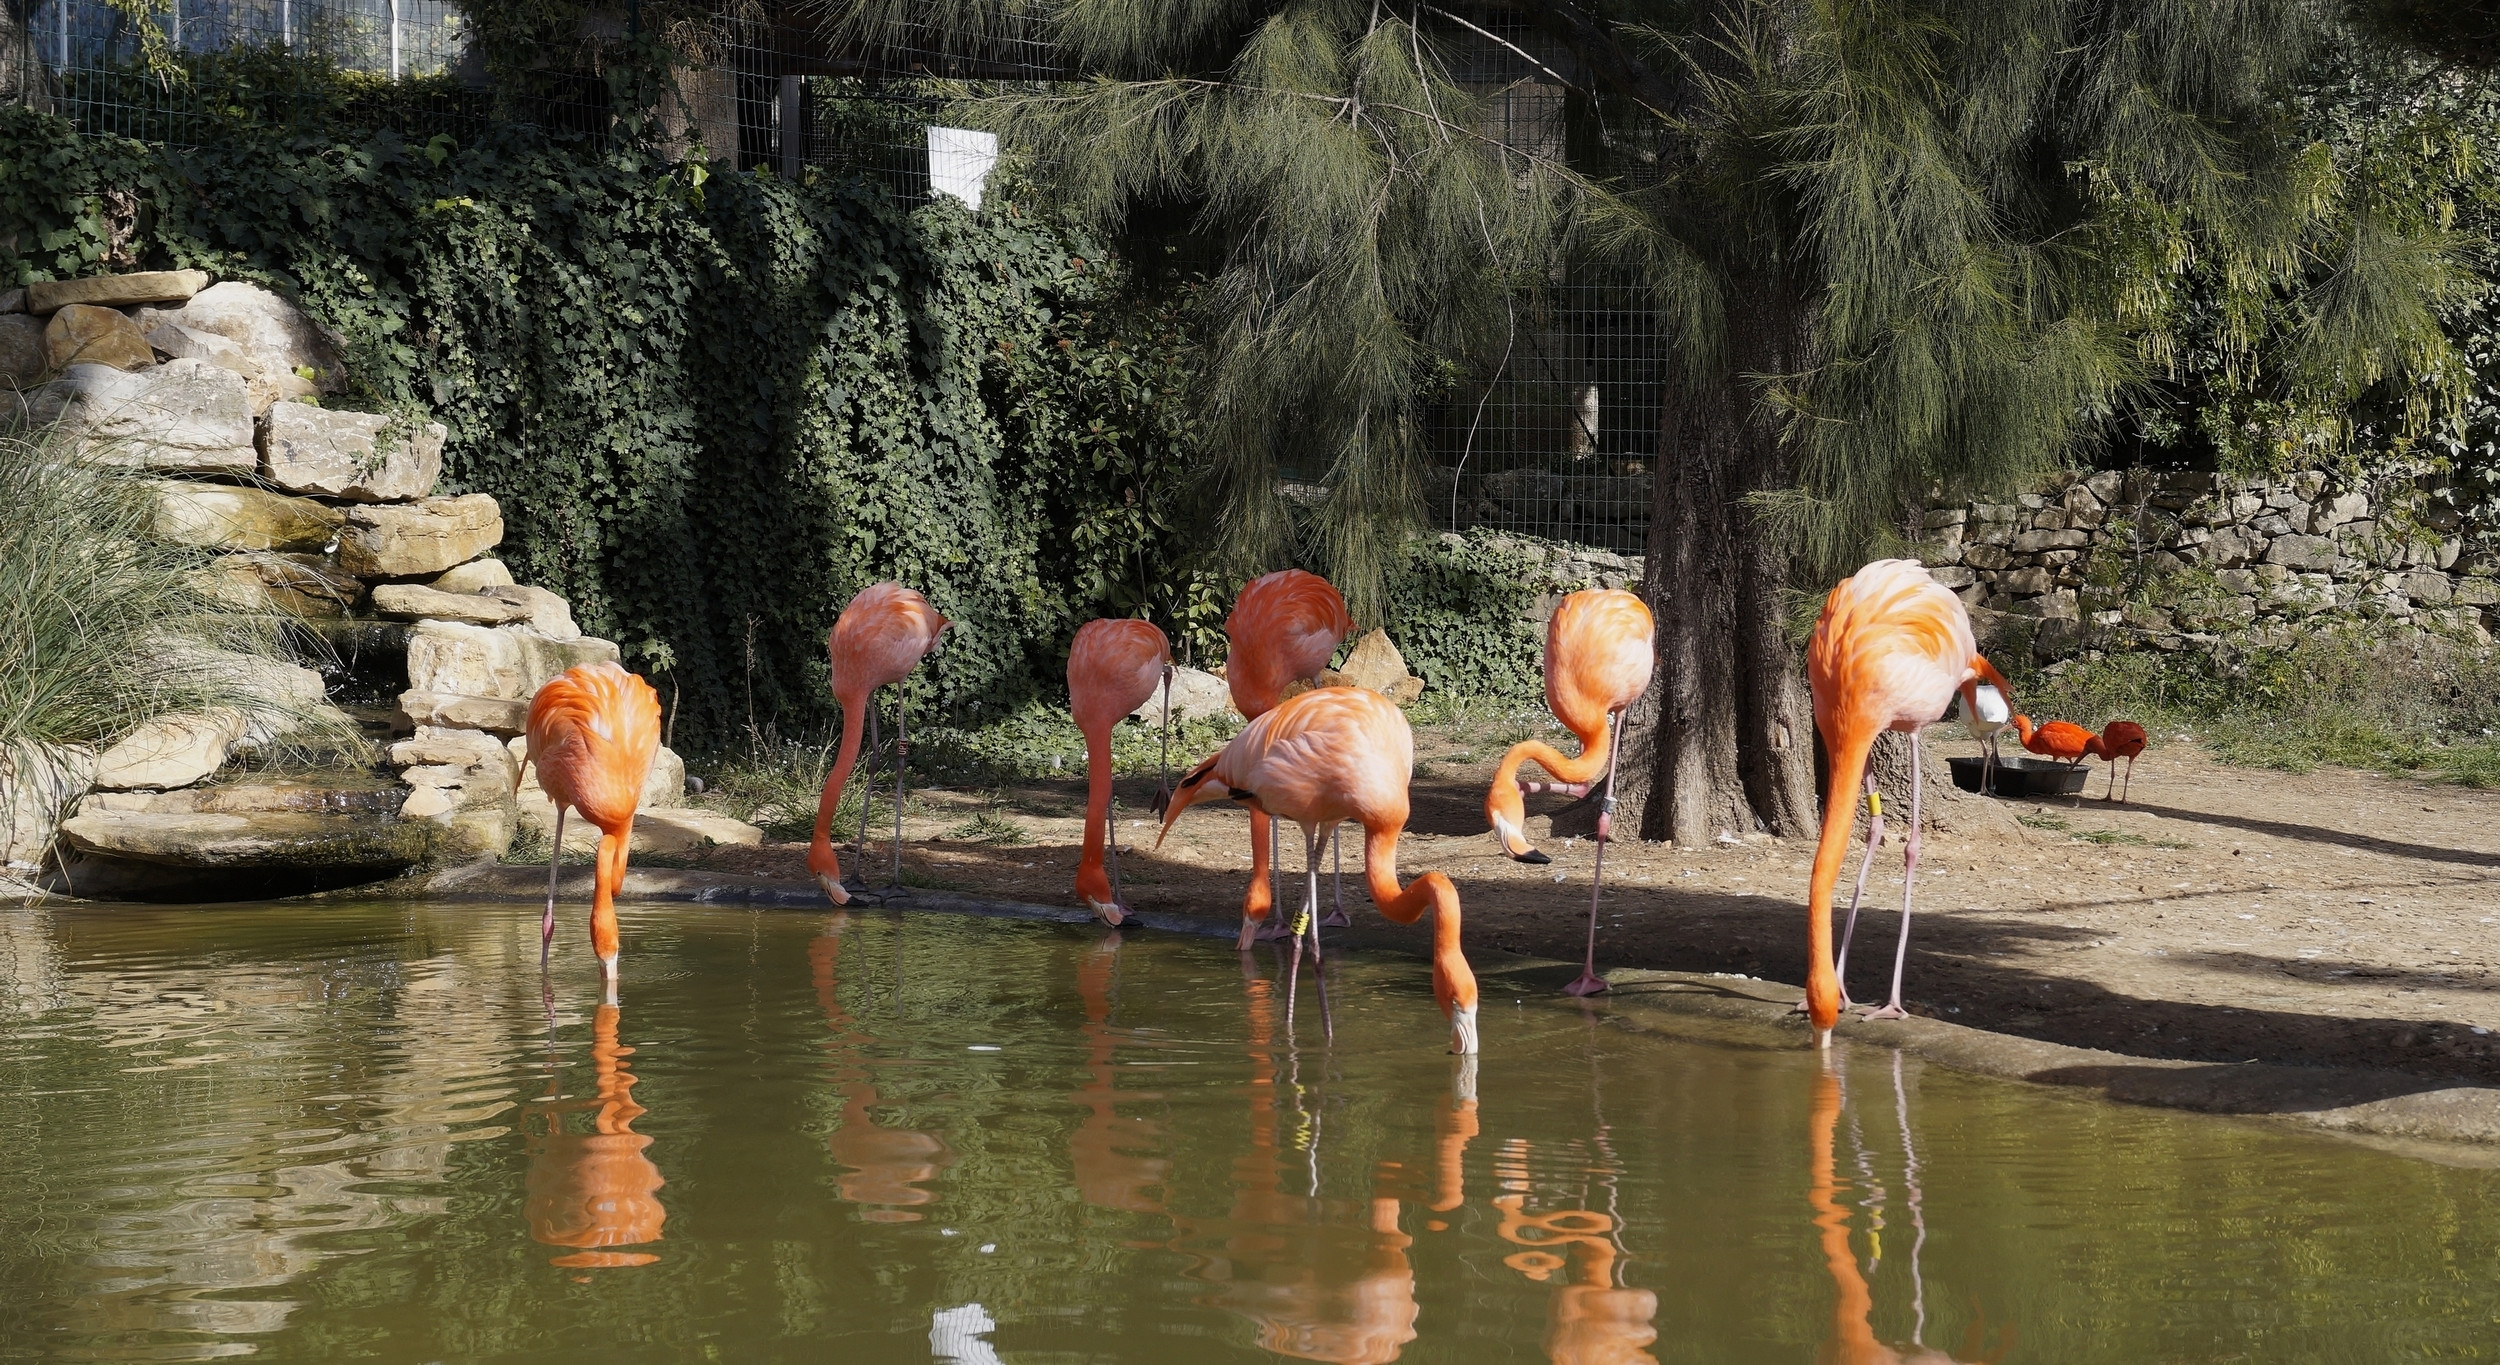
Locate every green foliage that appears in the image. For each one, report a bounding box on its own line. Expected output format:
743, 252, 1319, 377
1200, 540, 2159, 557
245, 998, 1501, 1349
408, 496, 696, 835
0, 104, 1205, 753
1380, 530, 1552, 703
2019, 625, 2500, 787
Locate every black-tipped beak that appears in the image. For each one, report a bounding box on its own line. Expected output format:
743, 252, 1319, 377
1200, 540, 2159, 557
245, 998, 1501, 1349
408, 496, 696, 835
1513, 849, 1552, 866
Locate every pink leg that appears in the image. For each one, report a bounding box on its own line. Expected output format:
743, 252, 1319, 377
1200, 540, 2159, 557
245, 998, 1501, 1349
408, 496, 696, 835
2122, 755, 2136, 802
1322, 829, 1350, 928
1866, 731, 1924, 1020
541, 806, 566, 964
1565, 708, 1626, 997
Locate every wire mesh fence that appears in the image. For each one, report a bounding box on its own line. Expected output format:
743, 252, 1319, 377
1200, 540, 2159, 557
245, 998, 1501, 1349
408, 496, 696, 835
6, 1, 1663, 553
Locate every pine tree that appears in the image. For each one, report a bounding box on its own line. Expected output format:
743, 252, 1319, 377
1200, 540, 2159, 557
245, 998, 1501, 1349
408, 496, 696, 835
829, 0, 2458, 843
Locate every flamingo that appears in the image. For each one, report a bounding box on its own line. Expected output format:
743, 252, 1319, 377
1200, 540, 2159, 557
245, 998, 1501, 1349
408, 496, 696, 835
526, 661, 662, 998
1221, 570, 1355, 946
1068, 619, 1172, 926
1804, 560, 2008, 1046
2091, 720, 2148, 801
808, 582, 948, 906
522, 1001, 666, 1268
1160, 686, 1481, 1054
1963, 682, 2010, 794
1484, 587, 1656, 997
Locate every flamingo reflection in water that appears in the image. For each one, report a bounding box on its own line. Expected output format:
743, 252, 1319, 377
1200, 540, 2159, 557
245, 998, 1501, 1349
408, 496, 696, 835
523, 1002, 666, 1268
1489, 1138, 1660, 1365
1168, 960, 1441, 1363
1070, 933, 1171, 1219
812, 920, 955, 1222
1809, 1058, 2016, 1364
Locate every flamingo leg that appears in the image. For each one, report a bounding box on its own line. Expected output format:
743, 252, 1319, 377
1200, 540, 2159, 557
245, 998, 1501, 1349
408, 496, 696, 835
1866, 730, 1924, 1021
2101, 758, 2118, 801
853, 707, 879, 892
1321, 831, 1350, 928
890, 691, 909, 892
2122, 753, 2136, 802
1564, 707, 1626, 997
541, 805, 566, 964
1300, 825, 1324, 966
1105, 795, 1124, 915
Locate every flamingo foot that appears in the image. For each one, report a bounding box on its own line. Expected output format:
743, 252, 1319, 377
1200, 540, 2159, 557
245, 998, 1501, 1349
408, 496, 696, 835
1860, 1002, 1908, 1021
1563, 971, 1608, 997
1254, 916, 1295, 943
1321, 907, 1351, 928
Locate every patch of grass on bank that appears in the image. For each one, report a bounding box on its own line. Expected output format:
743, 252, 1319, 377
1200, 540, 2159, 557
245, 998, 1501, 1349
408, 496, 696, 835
2017, 626, 2500, 787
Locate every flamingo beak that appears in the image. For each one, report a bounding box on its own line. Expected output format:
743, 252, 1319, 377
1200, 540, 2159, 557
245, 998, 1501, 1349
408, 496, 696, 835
817, 872, 851, 907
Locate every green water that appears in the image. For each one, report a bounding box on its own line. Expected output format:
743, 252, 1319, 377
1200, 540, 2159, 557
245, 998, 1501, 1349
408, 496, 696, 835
2, 902, 2498, 1363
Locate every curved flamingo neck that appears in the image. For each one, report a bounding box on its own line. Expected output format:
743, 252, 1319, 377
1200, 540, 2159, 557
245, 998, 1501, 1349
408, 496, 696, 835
590, 827, 627, 963
809, 695, 871, 902
1805, 727, 1874, 1041
1361, 827, 1476, 1016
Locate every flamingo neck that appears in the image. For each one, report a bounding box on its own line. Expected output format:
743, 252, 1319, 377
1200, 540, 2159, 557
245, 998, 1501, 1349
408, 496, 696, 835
809, 698, 870, 902
1362, 827, 1478, 1034
590, 827, 627, 963
1804, 728, 1873, 1042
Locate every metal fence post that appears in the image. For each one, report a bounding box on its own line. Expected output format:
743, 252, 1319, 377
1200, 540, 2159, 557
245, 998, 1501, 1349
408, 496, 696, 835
777, 73, 801, 177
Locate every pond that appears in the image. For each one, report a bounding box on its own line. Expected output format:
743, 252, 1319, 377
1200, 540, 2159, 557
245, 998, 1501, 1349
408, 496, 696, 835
3, 900, 2498, 1362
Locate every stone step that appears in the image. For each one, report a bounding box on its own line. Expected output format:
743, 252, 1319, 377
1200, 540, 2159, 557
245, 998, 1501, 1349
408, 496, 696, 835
55, 804, 440, 902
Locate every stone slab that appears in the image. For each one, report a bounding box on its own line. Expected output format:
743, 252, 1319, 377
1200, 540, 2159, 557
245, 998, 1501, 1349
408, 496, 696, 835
430, 559, 513, 593
29, 269, 208, 313
338, 495, 503, 578
199, 552, 365, 617
23, 360, 258, 474
261, 403, 445, 502
57, 808, 434, 869
401, 621, 619, 702
371, 582, 532, 626
152, 480, 342, 552
44, 304, 155, 371
396, 692, 532, 735
92, 711, 249, 790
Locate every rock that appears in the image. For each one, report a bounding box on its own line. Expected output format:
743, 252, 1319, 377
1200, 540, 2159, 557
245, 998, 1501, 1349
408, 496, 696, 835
1321, 629, 1426, 705
44, 303, 156, 371
1961, 544, 2009, 571
133, 281, 343, 392
2264, 534, 2339, 572
28, 270, 208, 313
91, 711, 249, 790
371, 582, 533, 626
56, 809, 435, 871
2120, 602, 2173, 631
2214, 568, 2259, 594
199, 551, 365, 616
1921, 508, 1966, 528
398, 693, 531, 734
390, 726, 520, 786
261, 404, 445, 502
153, 480, 342, 551
2030, 589, 2081, 621
2174, 595, 2257, 632
2001, 567, 2053, 595
483, 584, 579, 639
0, 313, 45, 384
1928, 565, 1976, 588
2251, 513, 2294, 536
430, 558, 514, 593
3, 742, 97, 869
0, 288, 22, 313
2457, 578, 2500, 608
2030, 507, 2068, 531
2403, 571, 2453, 606
338, 495, 504, 579
145, 321, 316, 415
21, 360, 257, 474
2010, 529, 2089, 552
2204, 528, 2260, 568
1128, 665, 1233, 724
403, 621, 620, 701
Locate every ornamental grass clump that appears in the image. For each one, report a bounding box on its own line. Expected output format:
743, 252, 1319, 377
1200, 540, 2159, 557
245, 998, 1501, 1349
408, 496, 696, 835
0, 428, 342, 863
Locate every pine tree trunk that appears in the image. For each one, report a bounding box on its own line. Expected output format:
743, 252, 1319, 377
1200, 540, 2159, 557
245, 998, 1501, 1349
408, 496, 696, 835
1606, 278, 1819, 844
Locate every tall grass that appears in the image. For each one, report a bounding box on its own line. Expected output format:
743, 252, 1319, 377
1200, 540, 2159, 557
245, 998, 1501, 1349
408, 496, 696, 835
2020, 626, 2500, 786
0, 429, 343, 857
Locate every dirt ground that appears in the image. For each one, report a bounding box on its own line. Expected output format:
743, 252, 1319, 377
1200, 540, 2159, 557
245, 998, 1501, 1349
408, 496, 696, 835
682, 727, 2500, 1085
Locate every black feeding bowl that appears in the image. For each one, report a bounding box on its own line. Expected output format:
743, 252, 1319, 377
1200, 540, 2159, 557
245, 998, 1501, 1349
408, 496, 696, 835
1948, 755, 2089, 799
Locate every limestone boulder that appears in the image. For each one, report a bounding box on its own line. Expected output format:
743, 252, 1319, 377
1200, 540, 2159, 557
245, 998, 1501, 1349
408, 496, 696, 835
199, 552, 365, 616
3, 742, 98, 869
338, 495, 503, 579
145, 321, 316, 415
91, 711, 249, 790
0, 313, 46, 384
484, 584, 579, 639
28, 269, 208, 314
57, 809, 434, 871
389, 726, 520, 789
261, 403, 445, 502
134, 281, 343, 392
27, 360, 256, 474
398, 693, 530, 734
44, 304, 155, 371
371, 582, 533, 626
1127, 665, 1232, 724
1319, 628, 1425, 705
2264, 534, 2339, 572
403, 621, 620, 701
155, 481, 341, 552
431, 558, 513, 593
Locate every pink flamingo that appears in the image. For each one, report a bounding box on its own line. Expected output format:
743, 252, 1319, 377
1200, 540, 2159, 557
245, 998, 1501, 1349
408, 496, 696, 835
527, 661, 662, 998
1160, 685, 1480, 1054
1068, 618, 1171, 926
807, 582, 947, 906
1484, 587, 1656, 996
1221, 571, 1354, 946
1804, 561, 2009, 1045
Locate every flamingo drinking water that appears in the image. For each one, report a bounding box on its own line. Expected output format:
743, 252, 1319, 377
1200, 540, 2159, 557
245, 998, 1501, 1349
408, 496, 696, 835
1160, 686, 1481, 1054
1068, 617, 1172, 926
527, 661, 662, 1000
1803, 560, 2009, 1047
1483, 587, 1656, 996
808, 582, 947, 906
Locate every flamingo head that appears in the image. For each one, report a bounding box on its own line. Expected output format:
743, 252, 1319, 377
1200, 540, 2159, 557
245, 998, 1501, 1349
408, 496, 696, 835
806, 841, 851, 907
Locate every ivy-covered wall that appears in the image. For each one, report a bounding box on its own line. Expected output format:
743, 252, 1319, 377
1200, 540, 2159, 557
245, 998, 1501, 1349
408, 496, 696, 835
0, 106, 1201, 749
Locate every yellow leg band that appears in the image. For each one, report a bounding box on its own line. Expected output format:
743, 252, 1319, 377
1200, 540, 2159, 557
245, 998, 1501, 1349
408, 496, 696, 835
1866, 791, 1882, 818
